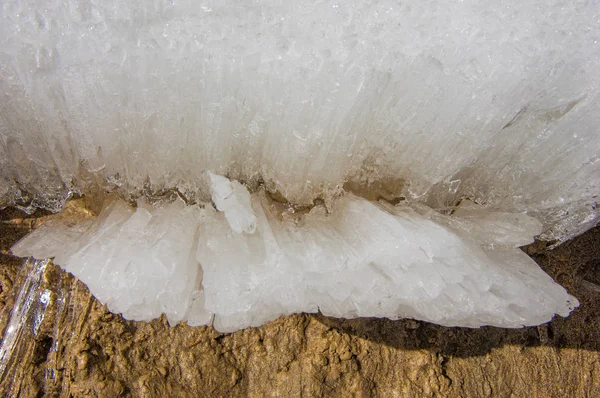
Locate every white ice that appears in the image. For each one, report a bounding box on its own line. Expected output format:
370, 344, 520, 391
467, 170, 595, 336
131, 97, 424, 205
12, 174, 578, 332
2, 1, 595, 330
1, 0, 599, 243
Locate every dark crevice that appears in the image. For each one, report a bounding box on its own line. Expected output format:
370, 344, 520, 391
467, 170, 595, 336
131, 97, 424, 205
32, 335, 54, 365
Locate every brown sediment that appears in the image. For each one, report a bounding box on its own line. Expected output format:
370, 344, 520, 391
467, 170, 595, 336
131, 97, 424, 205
265, 175, 407, 219
343, 177, 405, 204
0, 205, 599, 397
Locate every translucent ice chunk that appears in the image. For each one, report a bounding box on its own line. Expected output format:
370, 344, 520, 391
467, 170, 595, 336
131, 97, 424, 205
13, 198, 205, 325
206, 171, 257, 234
410, 201, 544, 248
14, 187, 576, 332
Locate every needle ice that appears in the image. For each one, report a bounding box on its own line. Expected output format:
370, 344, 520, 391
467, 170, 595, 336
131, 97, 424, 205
12, 174, 578, 332
2, 0, 598, 330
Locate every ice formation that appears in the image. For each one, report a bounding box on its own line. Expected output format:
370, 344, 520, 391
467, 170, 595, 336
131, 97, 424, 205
2, 1, 598, 329
12, 174, 578, 331
1, 0, 600, 242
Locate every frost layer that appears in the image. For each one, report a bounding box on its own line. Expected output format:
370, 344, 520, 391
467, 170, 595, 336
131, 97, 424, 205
1, 1, 600, 242
12, 177, 578, 332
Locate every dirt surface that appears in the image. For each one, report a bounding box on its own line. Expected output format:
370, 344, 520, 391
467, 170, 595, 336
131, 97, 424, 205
0, 206, 599, 397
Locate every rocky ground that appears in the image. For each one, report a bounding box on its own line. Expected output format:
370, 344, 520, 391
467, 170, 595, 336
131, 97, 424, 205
0, 204, 598, 397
